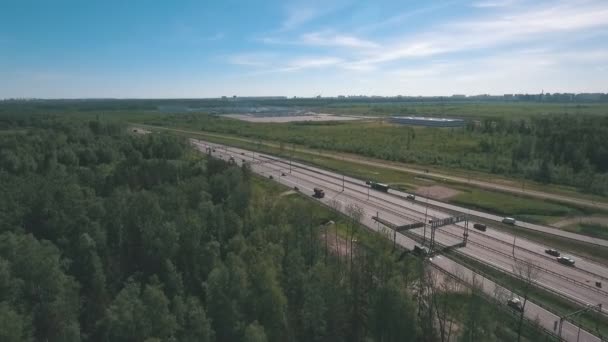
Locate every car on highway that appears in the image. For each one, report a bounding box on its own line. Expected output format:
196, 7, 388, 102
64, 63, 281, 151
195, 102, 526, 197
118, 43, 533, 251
313, 188, 325, 198
413, 245, 429, 256
545, 249, 560, 257
406, 194, 416, 200
502, 217, 516, 225
473, 223, 487, 231
241, 152, 244, 155
557, 256, 575, 266
293, 186, 299, 191
269, 175, 273, 179
507, 298, 524, 312
281, 172, 286, 176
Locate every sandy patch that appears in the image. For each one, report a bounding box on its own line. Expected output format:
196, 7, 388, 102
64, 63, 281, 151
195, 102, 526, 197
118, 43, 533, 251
416, 185, 461, 200
321, 230, 350, 258
552, 216, 608, 228
223, 113, 363, 123
130, 127, 151, 134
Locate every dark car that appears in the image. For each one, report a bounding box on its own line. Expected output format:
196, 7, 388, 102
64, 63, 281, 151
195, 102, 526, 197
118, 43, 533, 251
507, 298, 524, 312
413, 245, 429, 256
293, 186, 299, 191
545, 249, 560, 257
406, 194, 415, 200
281, 172, 286, 176
269, 175, 273, 180
557, 256, 575, 266
473, 223, 487, 231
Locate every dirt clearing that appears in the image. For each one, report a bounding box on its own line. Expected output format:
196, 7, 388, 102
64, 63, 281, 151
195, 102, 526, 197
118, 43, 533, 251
552, 216, 608, 228
416, 185, 461, 200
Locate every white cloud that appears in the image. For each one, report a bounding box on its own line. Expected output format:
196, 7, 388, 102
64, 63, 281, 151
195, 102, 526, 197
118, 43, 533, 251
280, 57, 344, 71
358, 1, 459, 33
300, 31, 378, 49
348, 0, 608, 68
227, 52, 278, 67
472, 0, 519, 8
281, 7, 319, 31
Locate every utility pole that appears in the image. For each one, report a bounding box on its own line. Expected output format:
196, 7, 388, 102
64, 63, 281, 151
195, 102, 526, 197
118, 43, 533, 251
423, 191, 429, 245
556, 304, 602, 339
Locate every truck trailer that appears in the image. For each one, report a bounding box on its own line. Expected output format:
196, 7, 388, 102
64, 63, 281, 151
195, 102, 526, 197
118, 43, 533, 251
366, 181, 389, 192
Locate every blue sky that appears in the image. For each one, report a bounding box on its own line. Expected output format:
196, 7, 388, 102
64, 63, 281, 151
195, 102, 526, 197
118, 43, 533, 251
1, 0, 607, 98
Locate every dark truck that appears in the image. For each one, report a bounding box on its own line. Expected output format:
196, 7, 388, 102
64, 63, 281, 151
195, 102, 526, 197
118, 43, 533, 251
313, 188, 325, 199
366, 180, 389, 192
473, 223, 487, 231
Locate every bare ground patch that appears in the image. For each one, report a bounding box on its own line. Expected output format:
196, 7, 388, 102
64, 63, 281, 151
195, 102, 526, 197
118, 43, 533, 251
552, 216, 608, 228
279, 190, 296, 197
416, 185, 462, 200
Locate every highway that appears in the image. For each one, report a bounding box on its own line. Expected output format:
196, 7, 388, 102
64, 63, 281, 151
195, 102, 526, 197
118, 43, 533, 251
134, 124, 608, 248
192, 139, 605, 342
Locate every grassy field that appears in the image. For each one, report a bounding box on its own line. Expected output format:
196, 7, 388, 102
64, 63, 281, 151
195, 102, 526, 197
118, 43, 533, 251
147, 124, 603, 218
134, 116, 608, 204
320, 102, 608, 119
450, 188, 584, 224
563, 222, 608, 240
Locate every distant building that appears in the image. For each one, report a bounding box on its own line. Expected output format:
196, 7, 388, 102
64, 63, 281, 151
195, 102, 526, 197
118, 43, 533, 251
390, 116, 465, 127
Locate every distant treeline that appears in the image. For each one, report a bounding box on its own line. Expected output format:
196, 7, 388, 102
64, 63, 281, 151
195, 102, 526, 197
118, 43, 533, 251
145, 113, 608, 196
2, 93, 608, 115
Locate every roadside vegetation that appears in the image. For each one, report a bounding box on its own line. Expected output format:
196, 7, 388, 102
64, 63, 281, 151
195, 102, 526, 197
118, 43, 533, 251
563, 222, 608, 241
448, 252, 608, 338
0, 113, 556, 341
140, 112, 608, 197
139, 124, 606, 232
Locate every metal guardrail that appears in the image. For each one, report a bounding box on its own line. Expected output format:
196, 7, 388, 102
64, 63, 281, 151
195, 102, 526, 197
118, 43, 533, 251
207, 143, 604, 341
257, 152, 608, 294
252, 149, 608, 308
437, 228, 608, 298
407, 227, 608, 317
407, 231, 605, 341
427, 261, 565, 341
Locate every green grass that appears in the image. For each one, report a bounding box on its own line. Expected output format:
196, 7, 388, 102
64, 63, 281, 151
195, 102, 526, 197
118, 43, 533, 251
143, 125, 608, 248
450, 188, 583, 224
319, 102, 608, 119
563, 222, 608, 240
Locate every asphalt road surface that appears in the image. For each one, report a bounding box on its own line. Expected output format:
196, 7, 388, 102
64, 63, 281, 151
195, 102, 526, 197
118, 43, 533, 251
192, 139, 605, 342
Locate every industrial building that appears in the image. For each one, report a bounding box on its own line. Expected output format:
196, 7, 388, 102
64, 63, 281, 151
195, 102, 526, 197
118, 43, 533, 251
390, 116, 465, 127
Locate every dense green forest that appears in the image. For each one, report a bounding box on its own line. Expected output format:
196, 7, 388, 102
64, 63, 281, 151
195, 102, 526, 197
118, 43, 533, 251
0, 115, 552, 341
143, 114, 608, 196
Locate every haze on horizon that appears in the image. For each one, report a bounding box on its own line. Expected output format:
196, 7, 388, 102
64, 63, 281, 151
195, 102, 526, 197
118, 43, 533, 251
1, 0, 607, 99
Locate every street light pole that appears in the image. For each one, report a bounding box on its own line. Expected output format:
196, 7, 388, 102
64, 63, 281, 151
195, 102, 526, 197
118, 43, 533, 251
512, 234, 517, 257
423, 193, 429, 245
